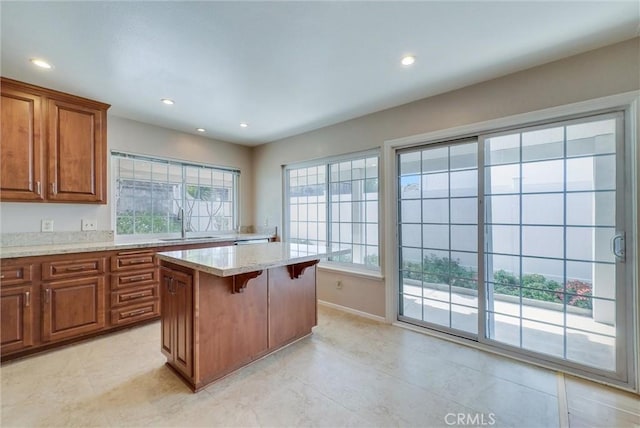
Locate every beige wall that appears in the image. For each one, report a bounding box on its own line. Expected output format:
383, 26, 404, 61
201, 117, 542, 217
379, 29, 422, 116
252, 37, 640, 317
0, 116, 254, 234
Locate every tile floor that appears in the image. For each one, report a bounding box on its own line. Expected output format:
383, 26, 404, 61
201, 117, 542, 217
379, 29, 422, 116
1, 306, 638, 427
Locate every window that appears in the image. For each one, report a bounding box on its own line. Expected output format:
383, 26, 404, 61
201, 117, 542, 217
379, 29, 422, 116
285, 152, 379, 269
112, 152, 239, 237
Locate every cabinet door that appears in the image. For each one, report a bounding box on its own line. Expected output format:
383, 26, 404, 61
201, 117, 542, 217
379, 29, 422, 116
1, 285, 34, 353
47, 98, 106, 203
0, 87, 44, 201
42, 276, 105, 342
160, 268, 175, 361
172, 269, 193, 379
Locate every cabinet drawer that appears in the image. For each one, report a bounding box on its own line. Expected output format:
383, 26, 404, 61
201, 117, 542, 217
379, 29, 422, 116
0, 263, 33, 286
111, 284, 158, 307
111, 268, 158, 290
42, 257, 105, 280
111, 251, 156, 271
111, 300, 159, 326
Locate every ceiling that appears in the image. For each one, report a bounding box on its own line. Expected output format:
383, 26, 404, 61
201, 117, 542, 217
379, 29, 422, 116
1, 1, 638, 146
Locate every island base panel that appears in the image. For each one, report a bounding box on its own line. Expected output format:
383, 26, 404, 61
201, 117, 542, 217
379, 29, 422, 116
195, 270, 269, 388
159, 260, 318, 392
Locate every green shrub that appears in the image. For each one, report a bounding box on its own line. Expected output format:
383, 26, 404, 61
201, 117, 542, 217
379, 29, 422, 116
403, 262, 593, 309
402, 254, 476, 289
492, 269, 591, 309
116, 212, 181, 235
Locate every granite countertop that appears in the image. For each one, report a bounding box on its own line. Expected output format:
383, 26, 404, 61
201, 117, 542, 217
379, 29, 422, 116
0, 233, 274, 259
157, 242, 336, 276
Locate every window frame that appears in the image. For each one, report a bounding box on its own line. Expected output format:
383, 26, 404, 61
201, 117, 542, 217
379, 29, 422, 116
111, 151, 240, 239
283, 149, 381, 271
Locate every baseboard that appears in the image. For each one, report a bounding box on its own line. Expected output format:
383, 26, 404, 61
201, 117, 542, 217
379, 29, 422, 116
318, 300, 387, 323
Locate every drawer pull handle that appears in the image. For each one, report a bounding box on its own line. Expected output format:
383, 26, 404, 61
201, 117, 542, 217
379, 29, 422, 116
124, 292, 149, 300
126, 309, 148, 317
65, 266, 88, 272
24, 291, 30, 307
126, 275, 148, 282
0, 274, 4, 279
126, 258, 149, 265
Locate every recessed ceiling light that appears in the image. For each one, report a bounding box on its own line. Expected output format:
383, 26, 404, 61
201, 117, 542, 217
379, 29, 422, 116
161, 98, 174, 105
401, 55, 416, 66
196, 128, 206, 132
240, 123, 248, 128
30, 58, 52, 69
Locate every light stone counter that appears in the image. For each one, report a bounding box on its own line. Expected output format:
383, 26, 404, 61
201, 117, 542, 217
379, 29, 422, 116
157, 242, 335, 276
0, 233, 274, 259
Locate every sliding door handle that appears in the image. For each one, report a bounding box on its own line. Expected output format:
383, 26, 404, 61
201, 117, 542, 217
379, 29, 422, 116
612, 233, 625, 262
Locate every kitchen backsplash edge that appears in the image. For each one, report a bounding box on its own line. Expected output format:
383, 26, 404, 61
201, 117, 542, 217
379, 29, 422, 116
1, 231, 115, 247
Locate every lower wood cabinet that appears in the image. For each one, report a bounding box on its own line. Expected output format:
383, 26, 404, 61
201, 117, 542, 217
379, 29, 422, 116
1, 285, 34, 354
1, 240, 235, 361
160, 266, 193, 379
158, 259, 316, 391
111, 299, 159, 326
41, 276, 105, 342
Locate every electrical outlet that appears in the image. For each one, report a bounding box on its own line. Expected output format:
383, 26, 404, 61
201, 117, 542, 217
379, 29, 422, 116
41, 219, 54, 232
81, 219, 97, 231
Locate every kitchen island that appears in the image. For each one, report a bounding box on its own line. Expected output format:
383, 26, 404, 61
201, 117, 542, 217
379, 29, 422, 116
156, 242, 333, 391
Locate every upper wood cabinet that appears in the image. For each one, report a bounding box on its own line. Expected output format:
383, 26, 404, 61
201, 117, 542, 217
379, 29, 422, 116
0, 85, 44, 201
0, 77, 109, 204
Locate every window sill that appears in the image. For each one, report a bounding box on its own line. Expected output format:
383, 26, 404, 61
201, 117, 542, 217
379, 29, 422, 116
318, 263, 384, 281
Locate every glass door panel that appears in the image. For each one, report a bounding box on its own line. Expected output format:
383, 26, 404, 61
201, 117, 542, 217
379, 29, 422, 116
483, 113, 623, 373
398, 140, 479, 336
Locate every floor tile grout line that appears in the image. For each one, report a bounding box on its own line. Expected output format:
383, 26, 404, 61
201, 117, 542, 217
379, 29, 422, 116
316, 329, 559, 406
312, 334, 514, 419
557, 371, 570, 428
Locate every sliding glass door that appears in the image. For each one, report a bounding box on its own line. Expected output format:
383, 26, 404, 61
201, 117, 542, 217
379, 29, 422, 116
398, 140, 479, 336
398, 111, 631, 383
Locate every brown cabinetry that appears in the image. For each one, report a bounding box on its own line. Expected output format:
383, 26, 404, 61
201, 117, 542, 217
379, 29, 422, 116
111, 250, 159, 327
0, 84, 44, 201
268, 264, 317, 350
41, 255, 106, 341
41, 275, 106, 342
1, 262, 35, 354
47, 97, 106, 202
0, 77, 109, 204
158, 257, 317, 391
160, 266, 193, 379
1, 240, 236, 361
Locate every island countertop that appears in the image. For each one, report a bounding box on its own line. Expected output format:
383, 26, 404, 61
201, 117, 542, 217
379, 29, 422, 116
156, 242, 337, 277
